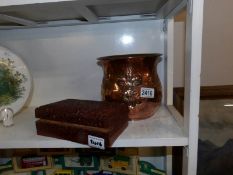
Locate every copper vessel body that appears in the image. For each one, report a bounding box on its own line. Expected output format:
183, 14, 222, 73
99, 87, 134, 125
98, 54, 162, 120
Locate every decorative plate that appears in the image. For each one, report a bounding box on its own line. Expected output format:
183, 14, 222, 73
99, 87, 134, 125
0, 46, 31, 115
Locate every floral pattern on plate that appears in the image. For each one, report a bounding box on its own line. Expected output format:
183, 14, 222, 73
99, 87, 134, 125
0, 58, 27, 106
0, 46, 31, 116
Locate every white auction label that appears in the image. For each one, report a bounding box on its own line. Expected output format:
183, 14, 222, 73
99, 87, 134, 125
140, 87, 155, 98
88, 135, 105, 150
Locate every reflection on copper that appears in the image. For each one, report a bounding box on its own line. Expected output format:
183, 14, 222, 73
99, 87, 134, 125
113, 83, 119, 92
98, 54, 162, 120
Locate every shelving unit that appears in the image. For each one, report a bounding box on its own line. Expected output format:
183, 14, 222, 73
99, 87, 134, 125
0, 0, 204, 175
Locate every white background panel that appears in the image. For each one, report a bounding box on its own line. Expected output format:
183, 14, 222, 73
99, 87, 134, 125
0, 20, 164, 106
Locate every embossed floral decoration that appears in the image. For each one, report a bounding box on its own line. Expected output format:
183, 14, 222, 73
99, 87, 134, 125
0, 58, 27, 106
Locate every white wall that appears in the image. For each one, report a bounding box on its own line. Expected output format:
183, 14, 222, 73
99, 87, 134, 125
0, 20, 165, 106
201, 0, 233, 86
174, 0, 233, 87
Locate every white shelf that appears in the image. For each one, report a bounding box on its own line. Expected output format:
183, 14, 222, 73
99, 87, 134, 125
0, 105, 187, 149
0, 0, 205, 173
0, 0, 186, 29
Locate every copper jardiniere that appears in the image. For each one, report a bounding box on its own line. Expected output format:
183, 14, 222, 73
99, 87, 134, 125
98, 54, 162, 120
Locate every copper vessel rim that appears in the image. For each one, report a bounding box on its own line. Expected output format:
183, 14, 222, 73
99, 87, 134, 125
97, 53, 161, 61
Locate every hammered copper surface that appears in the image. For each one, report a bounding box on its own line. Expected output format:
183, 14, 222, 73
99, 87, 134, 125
98, 54, 162, 120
